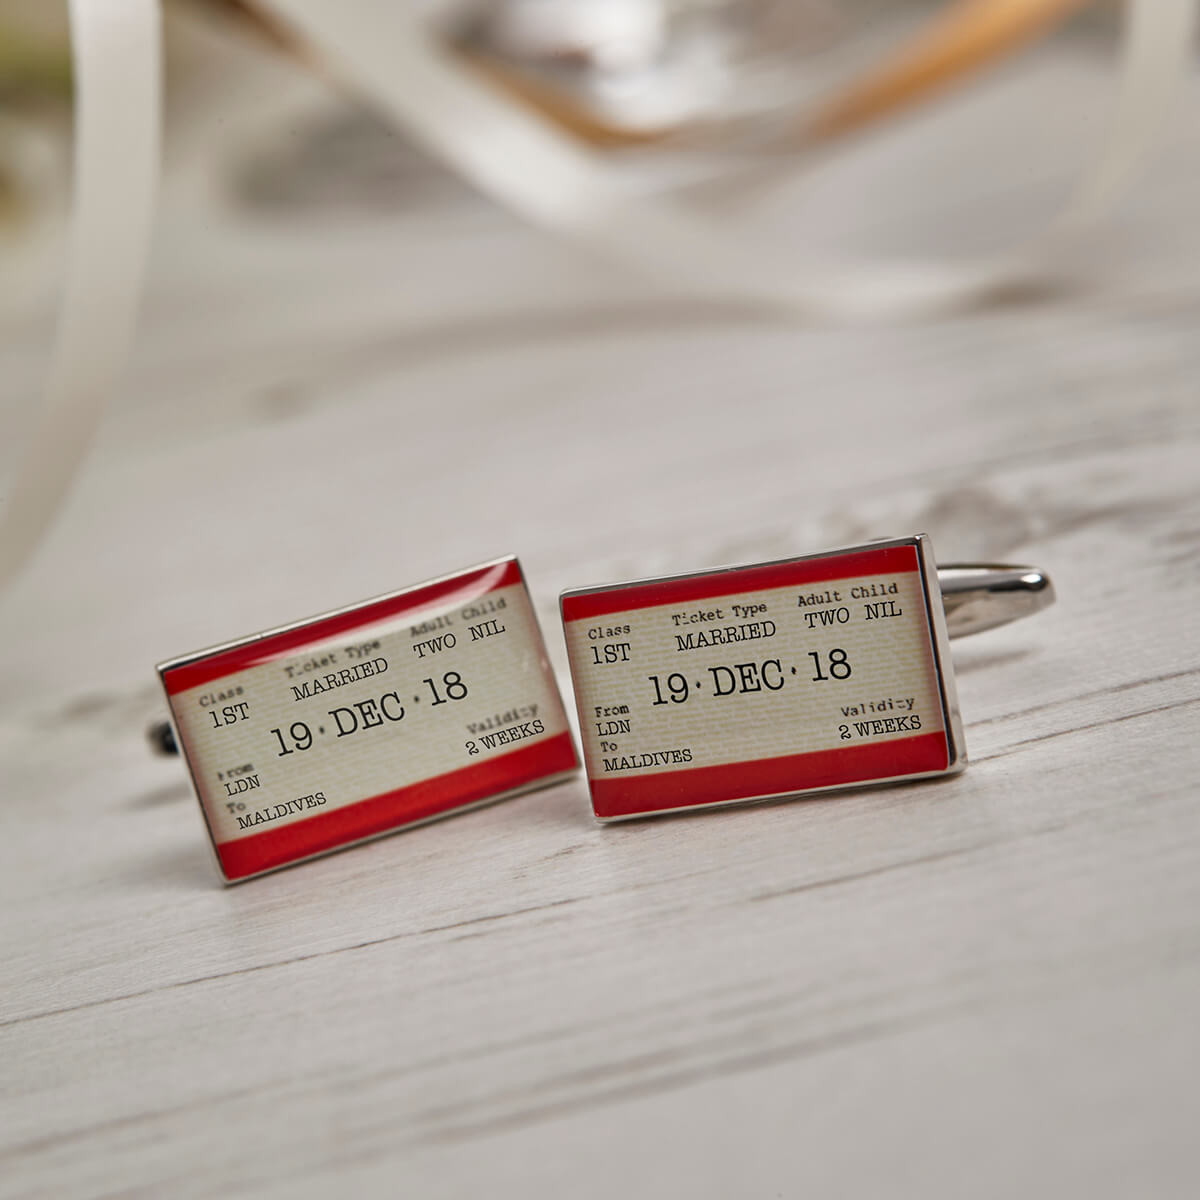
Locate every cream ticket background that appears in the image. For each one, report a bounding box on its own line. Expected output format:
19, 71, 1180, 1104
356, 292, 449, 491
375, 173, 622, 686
565, 570, 946, 780
169, 583, 570, 843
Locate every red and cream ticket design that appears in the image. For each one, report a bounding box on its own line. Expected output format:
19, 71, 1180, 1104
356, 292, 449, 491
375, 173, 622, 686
560, 537, 964, 820
160, 557, 577, 881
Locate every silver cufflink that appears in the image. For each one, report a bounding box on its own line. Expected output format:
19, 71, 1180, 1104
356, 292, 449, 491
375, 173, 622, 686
560, 535, 1053, 821
154, 557, 577, 881
151, 538, 1054, 872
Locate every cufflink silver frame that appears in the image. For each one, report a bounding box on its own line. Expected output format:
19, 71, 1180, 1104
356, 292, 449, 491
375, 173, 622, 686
560, 535, 1053, 821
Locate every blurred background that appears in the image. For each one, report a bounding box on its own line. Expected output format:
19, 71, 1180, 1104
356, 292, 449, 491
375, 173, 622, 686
2, 0, 1195, 702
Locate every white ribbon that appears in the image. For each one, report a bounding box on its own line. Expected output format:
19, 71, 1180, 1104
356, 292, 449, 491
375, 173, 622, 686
254, 0, 1198, 317
0, 0, 160, 593
0, 0, 1194, 590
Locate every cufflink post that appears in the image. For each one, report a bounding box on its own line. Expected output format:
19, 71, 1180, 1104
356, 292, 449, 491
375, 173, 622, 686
937, 564, 1055, 639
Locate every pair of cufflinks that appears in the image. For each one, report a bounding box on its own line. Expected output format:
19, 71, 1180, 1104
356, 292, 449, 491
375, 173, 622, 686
154, 536, 1053, 882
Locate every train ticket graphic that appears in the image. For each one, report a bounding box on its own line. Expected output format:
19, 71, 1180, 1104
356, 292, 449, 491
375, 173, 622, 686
561, 538, 963, 820
161, 558, 577, 879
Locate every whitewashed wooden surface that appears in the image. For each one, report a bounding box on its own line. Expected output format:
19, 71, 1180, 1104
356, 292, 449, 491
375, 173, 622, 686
2, 18, 1200, 1198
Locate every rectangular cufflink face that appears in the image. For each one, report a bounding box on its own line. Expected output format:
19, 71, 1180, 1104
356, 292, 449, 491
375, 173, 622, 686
560, 536, 964, 821
159, 557, 578, 881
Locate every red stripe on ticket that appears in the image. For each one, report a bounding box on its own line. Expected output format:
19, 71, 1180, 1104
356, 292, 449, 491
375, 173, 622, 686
164, 559, 522, 695
561, 545, 919, 622
588, 733, 949, 819
218, 732, 578, 879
